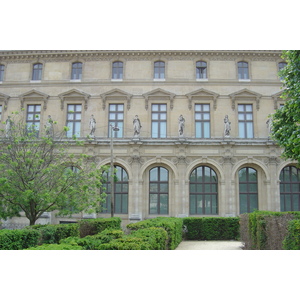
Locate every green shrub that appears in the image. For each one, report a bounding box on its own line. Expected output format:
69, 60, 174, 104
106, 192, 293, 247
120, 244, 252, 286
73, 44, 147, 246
240, 211, 300, 250
26, 223, 79, 244
283, 219, 300, 250
0, 229, 41, 250
183, 217, 240, 241
60, 229, 124, 250
78, 217, 122, 237
26, 243, 83, 250
127, 217, 183, 250
98, 236, 153, 250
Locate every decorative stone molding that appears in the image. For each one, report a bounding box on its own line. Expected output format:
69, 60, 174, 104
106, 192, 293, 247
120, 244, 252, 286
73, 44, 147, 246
128, 155, 145, 165
185, 88, 219, 110
100, 88, 133, 110
19, 89, 49, 110
58, 89, 90, 110
272, 90, 285, 109
142, 88, 176, 110
172, 156, 190, 165
229, 88, 262, 110
0, 92, 10, 110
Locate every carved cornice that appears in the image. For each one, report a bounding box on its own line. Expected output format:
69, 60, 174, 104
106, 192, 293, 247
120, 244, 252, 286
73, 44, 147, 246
0, 50, 283, 64
186, 88, 219, 110
142, 88, 176, 110
272, 90, 285, 109
58, 89, 90, 110
100, 88, 133, 110
229, 88, 262, 110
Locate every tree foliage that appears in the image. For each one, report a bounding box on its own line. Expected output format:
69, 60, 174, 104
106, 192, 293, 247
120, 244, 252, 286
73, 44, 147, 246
271, 50, 300, 163
0, 112, 107, 225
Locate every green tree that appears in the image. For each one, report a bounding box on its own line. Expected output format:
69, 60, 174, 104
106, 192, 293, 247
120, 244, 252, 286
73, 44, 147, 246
271, 50, 300, 163
0, 112, 107, 225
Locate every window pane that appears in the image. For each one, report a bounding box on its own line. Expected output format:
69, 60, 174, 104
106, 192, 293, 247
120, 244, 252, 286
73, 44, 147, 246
160, 168, 168, 181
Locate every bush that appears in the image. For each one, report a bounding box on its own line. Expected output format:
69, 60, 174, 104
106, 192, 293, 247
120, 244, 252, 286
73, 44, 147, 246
127, 217, 183, 250
283, 219, 300, 250
26, 223, 79, 244
60, 229, 124, 250
183, 217, 240, 241
78, 217, 122, 238
97, 236, 153, 250
0, 229, 40, 250
240, 211, 300, 250
26, 243, 83, 250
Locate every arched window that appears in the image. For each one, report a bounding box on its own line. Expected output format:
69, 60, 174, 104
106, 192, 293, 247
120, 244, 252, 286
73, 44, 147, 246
154, 61, 165, 79
149, 167, 168, 214
71, 62, 82, 80
189, 166, 218, 215
239, 167, 258, 213
280, 166, 300, 211
102, 166, 128, 214
0, 64, 4, 81
196, 61, 207, 79
32, 63, 43, 80
112, 61, 123, 79
238, 61, 249, 80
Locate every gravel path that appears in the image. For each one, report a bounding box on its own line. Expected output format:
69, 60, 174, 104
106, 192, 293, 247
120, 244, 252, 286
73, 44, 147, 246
175, 240, 244, 250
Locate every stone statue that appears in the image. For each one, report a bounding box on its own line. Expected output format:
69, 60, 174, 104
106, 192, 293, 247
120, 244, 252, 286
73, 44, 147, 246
133, 115, 142, 137
45, 115, 54, 136
89, 115, 96, 137
224, 115, 231, 137
178, 114, 185, 137
266, 117, 273, 135
5, 116, 13, 138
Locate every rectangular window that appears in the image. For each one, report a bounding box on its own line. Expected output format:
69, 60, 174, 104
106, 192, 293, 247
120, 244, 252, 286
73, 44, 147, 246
0, 65, 4, 81
151, 104, 167, 138
108, 104, 123, 138
195, 104, 210, 138
154, 61, 165, 79
66, 104, 82, 138
0, 105, 2, 120
238, 104, 254, 138
32, 63, 43, 81
71, 62, 82, 80
26, 104, 41, 136
238, 61, 249, 80
112, 62, 123, 79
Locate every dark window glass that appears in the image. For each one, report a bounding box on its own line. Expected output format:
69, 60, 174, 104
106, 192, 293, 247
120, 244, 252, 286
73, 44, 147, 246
196, 61, 207, 79
238, 61, 249, 79
108, 104, 123, 138
238, 104, 253, 138
195, 104, 210, 138
154, 61, 165, 79
278, 62, 287, 80
102, 166, 129, 214
71, 62, 82, 80
112, 61, 123, 79
239, 167, 258, 214
151, 104, 167, 138
26, 104, 41, 136
0, 105, 2, 120
280, 166, 300, 211
32, 63, 43, 80
149, 167, 169, 214
189, 166, 218, 215
66, 104, 82, 138
0, 64, 4, 81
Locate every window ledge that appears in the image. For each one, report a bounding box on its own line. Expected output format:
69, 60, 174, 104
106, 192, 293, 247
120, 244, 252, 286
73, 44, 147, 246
196, 78, 208, 81
111, 79, 123, 82
153, 78, 165, 81
238, 79, 251, 82
70, 79, 82, 82
30, 80, 41, 83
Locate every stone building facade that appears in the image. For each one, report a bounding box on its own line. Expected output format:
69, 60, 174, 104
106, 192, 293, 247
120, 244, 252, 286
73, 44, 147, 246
0, 50, 296, 227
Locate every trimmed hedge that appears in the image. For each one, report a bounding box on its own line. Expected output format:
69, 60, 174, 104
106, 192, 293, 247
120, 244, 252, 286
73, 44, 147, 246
127, 217, 183, 250
27, 223, 80, 245
283, 219, 300, 250
240, 211, 300, 250
78, 217, 122, 238
26, 243, 83, 250
183, 217, 240, 241
97, 228, 167, 250
0, 229, 40, 250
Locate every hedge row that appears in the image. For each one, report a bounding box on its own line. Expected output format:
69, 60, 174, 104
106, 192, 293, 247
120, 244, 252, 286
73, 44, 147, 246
0, 229, 40, 250
182, 217, 240, 240
240, 211, 300, 250
283, 219, 300, 250
127, 217, 183, 250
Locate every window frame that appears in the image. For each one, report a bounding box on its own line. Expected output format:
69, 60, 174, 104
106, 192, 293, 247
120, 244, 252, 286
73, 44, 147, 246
112, 61, 123, 80
151, 103, 167, 138
195, 103, 210, 138
237, 61, 249, 80
26, 104, 42, 137
196, 61, 207, 79
239, 167, 258, 214
71, 62, 83, 80
108, 103, 124, 138
149, 166, 169, 215
66, 104, 82, 138
0, 64, 4, 82
154, 61, 165, 80
238, 104, 254, 138
189, 166, 218, 215
32, 63, 43, 81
